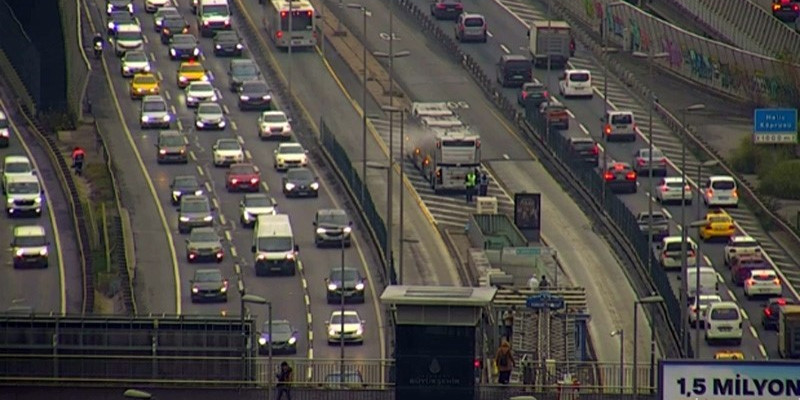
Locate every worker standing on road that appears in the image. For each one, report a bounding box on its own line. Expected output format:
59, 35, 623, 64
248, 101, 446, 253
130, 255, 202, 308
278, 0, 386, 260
275, 361, 293, 400
465, 170, 477, 203
495, 339, 515, 384
479, 171, 489, 197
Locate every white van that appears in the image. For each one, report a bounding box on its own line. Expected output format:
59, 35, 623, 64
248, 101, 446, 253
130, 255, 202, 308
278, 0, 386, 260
197, 0, 232, 37
113, 24, 144, 57
704, 301, 743, 345
702, 175, 738, 207
602, 110, 636, 142
685, 266, 719, 300
252, 214, 298, 276
558, 69, 593, 98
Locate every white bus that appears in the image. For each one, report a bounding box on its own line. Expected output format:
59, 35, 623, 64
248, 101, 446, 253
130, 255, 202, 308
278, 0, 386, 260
264, 0, 317, 49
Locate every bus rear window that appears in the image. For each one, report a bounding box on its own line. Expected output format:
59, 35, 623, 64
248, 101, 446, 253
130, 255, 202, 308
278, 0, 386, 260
442, 140, 476, 147
281, 10, 313, 30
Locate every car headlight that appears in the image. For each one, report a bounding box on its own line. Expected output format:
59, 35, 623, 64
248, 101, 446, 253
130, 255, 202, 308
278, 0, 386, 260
288, 337, 297, 345
328, 329, 337, 336
262, 95, 271, 100
240, 95, 250, 101
187, 96, 196, 102
193, 48, 200, 55
203, 215, 213, 222
210, 94, 218, 101
218, 120, 226, 127
123, 65, 131, 71
34, 196, 42, 204
243, 211, 252, 220
310, 182, 320, 190
194, 190, 203, 196
236, 44, 243, 49
196, 120, 204, 128
170, 49, 176, 56
215, 44, 222, 49
127, 3, 134, 12
343, 226, 352, 233
286, 252, 295, 260
142, 116, 150, 122
172, 190, 181, 198
108, 22, 115, 29
257, 254, 267, 260
179, 216, 190, 222
192, 286, 199, 293
355, 282, 364, 291
15, 248, 24, 257
106, 4, 112, 12
356, 326, 363, 335
144, 65, 151, 72
284, 183, 295, 190
7, 198, 14, 204
162, 115, 171, 121
258, 337, 267, 345
179, 76, 188, 82
220, 285, 227, 293
201, 75, 209, 82
316, 228, 327, 234
328, 283, 338, 291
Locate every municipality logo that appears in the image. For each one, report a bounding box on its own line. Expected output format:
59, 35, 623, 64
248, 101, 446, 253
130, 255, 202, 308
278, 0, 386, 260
428, 358, 441, 374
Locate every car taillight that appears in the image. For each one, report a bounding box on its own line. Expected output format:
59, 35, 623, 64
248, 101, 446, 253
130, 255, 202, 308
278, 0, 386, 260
661, 186, 669, 192
728, 224, 735, 230
765, 308, 772, 316
688, 250, 696, 257
276, 30, 283, 39
231, 178, 238, 184
455, 3, 463, 9
746, 278, 755, 286
604, 124, 611, 135
732, 189, 739, 198
603, 172, 614, 181
774, 4, 780, 10
705, 224, 713, 230
691, 306, 697, 312
660, 159, 667, 164
794, 4, 799, 11
774, 278, 781, 285
637, 159, 646, 166
522, 91, 528, 99
778, 298, 787, 305
706, 188, 713, 197
591, 145, 599, 155
662, 251, 668, 258
626, 171, 637, 180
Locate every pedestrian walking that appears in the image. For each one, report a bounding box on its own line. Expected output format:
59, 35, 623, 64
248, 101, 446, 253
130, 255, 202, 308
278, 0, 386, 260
495, 339, 515, 384
275, 361, 293, 400
502, 306, 515, 341
479, 171, 489, 197
465, 170, 477, 203
71, 146, 85, 176
539, 274, 550, 289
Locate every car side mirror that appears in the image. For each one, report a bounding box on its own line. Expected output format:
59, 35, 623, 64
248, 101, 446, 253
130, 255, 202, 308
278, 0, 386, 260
294, 245, 300, 252
305, 150, 309, 154
325, 320, 330, 325
348, 221, 354, 226
361, 320, 366, 325
273, 150, 277, 154
189, 280, 195, 284
287, 117, 293, 122
185, 239, 190, 244
210, 206, 216, 211
251, 245, 256, 253
676, 275, 682, 281
312, 221, 317, 226
212, 145, 217, 150
40, 190, 44, 195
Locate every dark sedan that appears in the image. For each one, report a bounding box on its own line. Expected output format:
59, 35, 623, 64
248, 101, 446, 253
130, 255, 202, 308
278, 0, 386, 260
430, 0, 463, 20
228, 59, 261, 92
190, 268, 228, 303
169, 175, 203, 205
258, 320, 298, 355
160, 16, 189, 44
601, 162, 638, 194
107, 11, 136, 35
567, 137, 598, 167
237, 80, 272, 111
169, 34, 200, 60
282, 167, 319, 198
325, 267, 366, 304
213, 31, 244, 56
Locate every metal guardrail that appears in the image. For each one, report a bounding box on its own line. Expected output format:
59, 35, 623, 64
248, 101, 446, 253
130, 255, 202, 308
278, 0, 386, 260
671, 0, 800, 57
560, 0, 799, 105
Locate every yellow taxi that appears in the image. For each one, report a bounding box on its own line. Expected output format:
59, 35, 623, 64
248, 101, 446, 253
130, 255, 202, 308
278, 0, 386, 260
698, 208, 736, 241
714, 350, 744, 360
177, 61, 207, 88
129, 73, 160, 99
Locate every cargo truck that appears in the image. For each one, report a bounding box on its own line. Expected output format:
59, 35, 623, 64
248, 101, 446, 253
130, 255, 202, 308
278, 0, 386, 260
778, 304, 800, 358
528, 20, 572, 68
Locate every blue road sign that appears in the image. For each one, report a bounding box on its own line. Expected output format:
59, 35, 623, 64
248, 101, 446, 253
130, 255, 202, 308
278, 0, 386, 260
753, 108, 797, 144
526, 292, 565, 310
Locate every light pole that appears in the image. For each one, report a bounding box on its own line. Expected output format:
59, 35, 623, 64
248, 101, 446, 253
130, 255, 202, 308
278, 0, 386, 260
339, 227, 349, 376
687, 218, 710, 360
240, 294, 268, 389
632, 295, 664, 399
346, 3, 372, 205
611, 329, 624, 395
123, 389, 153, 399
632, 50, 669, 259
373, 50, 410, 277
381, 105, 406, 284
678, 103, 705, 356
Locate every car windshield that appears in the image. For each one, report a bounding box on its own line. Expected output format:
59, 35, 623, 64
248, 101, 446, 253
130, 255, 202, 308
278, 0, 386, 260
569, 72, 590, 82
611, 114, 633, 124
8, 182, 39, 194
217, 140, 240, 150
230, 165, 255, 175
190, 231, 218, 242
464, 17, 484, 27
134, 75, 157, 85
319, 212, 347, 226
198, 104, 221, 114
5, 162, 31, 173
712, 180, 735, 190
247, 196, 271, 207
752, 272, 776, 281
731, 240, 758, 248
664, 241, 694, 252
641, 213, 666, 222
182, 200, 209, 213
665, 180, 685, 188
15, 235, 46, 247
190, 83, 213, 92
263, 113, 287, 123
181, 64, 204, 73
709, 216, 730, 224
117, 31, 142, 41
125, 52, 147, 62
157, 9, 179, 19
505, 59, 529, 69
244, 82, 269, 93
163, 18, 186, 28
257, 237, 292, 252
710, 307, 739, 320
698, 296, 720, 307
161, 136, 183, 146
638, 149, 663, 158
330, 269, 358, 281
174, 177, 198, 188
232, 64, 258, 76
287, 169, 312, 180
143, 101, 166, 112
201, 4, 230, 16
265, 322, 292, 334
173, 35, 195, 45
216, 32, 238, 41
331, 314, 360, 324
280, 145, 304, 154
195, 271, 222, 282
571, 140, 594, 150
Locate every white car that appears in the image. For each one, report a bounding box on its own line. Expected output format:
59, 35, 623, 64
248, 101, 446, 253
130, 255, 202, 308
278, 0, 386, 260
724, 236, 761, 266
258, 111, 293, 140
239, 193, 277, 227
120, 50, 151, 77
702, 175, 738, 207
704, 301, 742, 345
212, 138, 244, 167
655, 177, 691, 204
744, 269, 782, 298
185, 82, 219, 108
326, 310, 364, 345
688, 294, 721, 327
195, 102, 226, 130
657, 236, 697, 270
145, 0, 170, 13
273, 143, 308, 171
2, 155, 34, 194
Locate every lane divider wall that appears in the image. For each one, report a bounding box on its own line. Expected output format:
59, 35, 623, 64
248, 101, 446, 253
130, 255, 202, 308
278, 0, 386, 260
389, 0, 683, 358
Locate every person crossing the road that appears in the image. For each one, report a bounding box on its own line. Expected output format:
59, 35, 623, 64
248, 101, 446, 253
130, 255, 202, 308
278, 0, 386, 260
465, 170, 477, 203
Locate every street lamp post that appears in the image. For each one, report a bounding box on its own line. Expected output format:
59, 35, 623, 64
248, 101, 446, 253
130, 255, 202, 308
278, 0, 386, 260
632, 295, 664, 399
611, 329, 624, 395
240, 294, 268, 390
678, 103, 705, 356
381, 105, 405, 284
687, 218, 711, 359
339, 228, 348, 376
346, 4, 371, 205
373, 50, 410, 278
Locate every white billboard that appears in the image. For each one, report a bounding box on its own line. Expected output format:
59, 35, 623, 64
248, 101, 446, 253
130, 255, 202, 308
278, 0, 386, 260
660, 360, 800, 400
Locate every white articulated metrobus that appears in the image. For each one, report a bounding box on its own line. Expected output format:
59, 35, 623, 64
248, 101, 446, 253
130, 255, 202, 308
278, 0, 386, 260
264, 0, 318, 49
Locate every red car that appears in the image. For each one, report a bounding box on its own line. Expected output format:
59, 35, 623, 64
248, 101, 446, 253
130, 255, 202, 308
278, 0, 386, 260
225, 163, 260, 192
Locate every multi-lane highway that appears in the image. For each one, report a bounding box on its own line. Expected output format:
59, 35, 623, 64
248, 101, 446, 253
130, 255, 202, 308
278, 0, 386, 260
405, 0, 799, 358
0, 96, 76, 314
86, 0, 386, 362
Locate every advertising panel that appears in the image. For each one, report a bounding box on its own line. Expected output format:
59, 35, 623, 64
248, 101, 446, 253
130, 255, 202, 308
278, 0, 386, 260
660, 360, 800, 400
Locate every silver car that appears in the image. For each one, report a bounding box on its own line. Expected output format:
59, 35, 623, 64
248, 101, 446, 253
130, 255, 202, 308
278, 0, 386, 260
177, 194, 213, 234
185, 82, 219, 108
314, 209, 352, 247
185, 226, 224, 263
455, 13, 487, 42
120, 50, 151, 77
140, 95, 171, 129
195, 102, 226, 130
632, 148, 667, 176
239, 193, 277, 227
